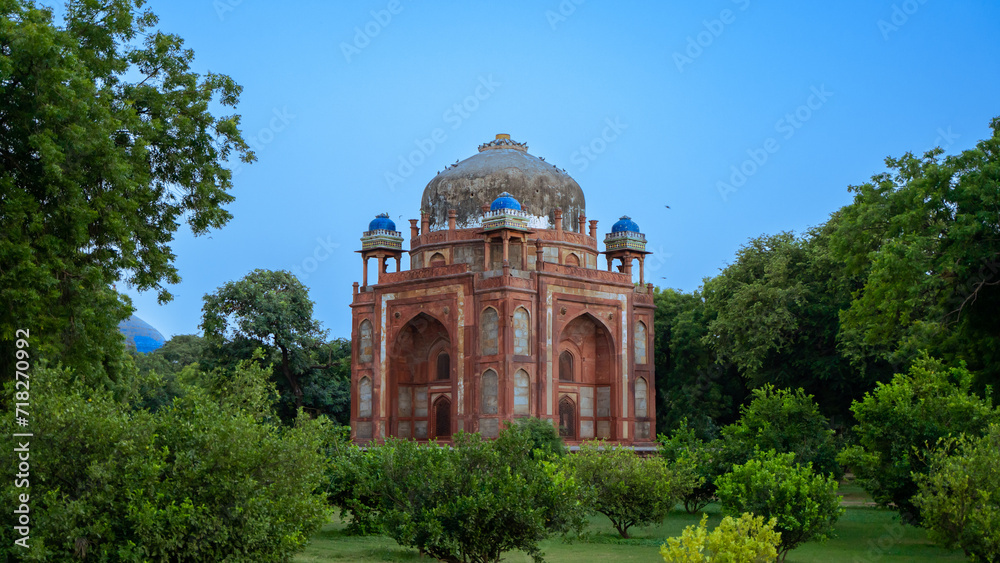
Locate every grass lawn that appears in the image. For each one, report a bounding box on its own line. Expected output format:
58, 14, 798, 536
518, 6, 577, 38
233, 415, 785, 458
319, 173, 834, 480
296, 500, 965, 563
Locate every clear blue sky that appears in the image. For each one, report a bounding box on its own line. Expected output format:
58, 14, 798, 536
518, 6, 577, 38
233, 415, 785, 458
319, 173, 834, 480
96, 0, 999, 341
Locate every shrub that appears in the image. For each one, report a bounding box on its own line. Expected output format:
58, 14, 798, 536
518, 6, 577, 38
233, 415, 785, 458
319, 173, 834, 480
716, 451, 843, 561
367, 426, 585, 563
569, 441, 699, 538
515, 416, 567, 458
721, 385, 841, 478
0, 360, 329, 562
660, 513, 781, 563
324, 426, 382, 535
913, 424, 1000, 562
838, 355, 998, 522
659, 418, 729, 513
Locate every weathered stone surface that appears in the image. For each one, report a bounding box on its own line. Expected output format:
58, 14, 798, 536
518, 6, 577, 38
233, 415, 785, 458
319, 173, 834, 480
421, 146, 585, 232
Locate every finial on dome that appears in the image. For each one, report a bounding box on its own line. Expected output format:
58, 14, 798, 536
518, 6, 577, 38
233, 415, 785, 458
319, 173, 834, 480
478, 134, 527, 153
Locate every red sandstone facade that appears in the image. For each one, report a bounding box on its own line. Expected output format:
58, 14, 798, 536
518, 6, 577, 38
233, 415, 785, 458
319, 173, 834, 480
350, 136, 655, 446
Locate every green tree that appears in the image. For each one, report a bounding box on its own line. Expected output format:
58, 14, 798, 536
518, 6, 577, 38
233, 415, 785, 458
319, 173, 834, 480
569, 441, 699, 538
653, 287, 746, 438
913, 424, 1000, 562
514, 416, 567, 458
660, 513, 781, 563
716, 451, 843, 562
201, 269, 346, 418
830, 118, 1000, 391
838, 355, 999, 522
659, 418, 728, 514
0, 357, 328, 561
702, 227, 878, 424
0, 0, 252, 386
367, 427, 586, 563
720, 385, 841, 478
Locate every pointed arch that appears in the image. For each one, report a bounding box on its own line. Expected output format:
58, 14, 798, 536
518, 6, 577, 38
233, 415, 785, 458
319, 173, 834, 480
634, 377, 648, 418
514, 369, 530, 415
481, 369, 499, 414
436, 350, 450, 380
558, 396, 576, 439
433, 396, 452, 438
429, 252, 446, 267
559, 350, 574, 382
358, 319, 373, 363
358, 376, 372, 418
565, 252, 581, 267
635, 320, 648, 365
480, 306, 499, 355
513, 306, 530, 355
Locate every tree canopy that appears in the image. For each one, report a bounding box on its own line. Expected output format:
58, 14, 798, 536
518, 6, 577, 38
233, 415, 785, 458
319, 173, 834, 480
0, 0, 253, 385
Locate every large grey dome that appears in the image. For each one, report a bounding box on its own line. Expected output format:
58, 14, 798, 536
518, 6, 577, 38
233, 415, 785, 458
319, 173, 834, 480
421, 135, 585, 231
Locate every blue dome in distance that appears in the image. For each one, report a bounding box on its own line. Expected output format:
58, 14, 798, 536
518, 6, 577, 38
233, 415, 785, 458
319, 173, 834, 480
368, 213, 396, 232
118, 315, 166, 353
490, 191, 522, 211
611, 216, 641, 234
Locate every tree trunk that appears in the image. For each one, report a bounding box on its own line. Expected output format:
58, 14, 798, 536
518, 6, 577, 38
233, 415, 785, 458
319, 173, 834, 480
279, 345, 303, 411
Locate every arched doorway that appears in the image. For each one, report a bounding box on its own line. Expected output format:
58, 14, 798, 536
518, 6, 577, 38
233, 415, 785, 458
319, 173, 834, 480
558, 397, 576, 440
389, 312, 451, 440
434, 396, 452, 438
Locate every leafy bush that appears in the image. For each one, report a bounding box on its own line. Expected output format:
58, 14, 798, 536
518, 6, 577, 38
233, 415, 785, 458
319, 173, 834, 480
716, 451, 843, 561
515, 416, 567, 458
838, 355, 998, 522
0, 360, 328, 562
721, 385, 841, 478
659, 419, 728, 513
364, 426, 585, 563
569, 441, 699, 538
913, 424, 1000, 562
324, 427, 383, 535
660, 513, 781, 563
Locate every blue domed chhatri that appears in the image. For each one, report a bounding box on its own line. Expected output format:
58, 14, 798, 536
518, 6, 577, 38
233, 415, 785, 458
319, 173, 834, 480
118, 315, 166, 353
368, 213, 396, 232
611, 215, 641, 234
490, 192, 522, 212
362, 213, 403, 251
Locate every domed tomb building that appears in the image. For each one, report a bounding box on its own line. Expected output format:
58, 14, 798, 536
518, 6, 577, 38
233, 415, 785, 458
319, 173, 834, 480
350, 134, 655, 446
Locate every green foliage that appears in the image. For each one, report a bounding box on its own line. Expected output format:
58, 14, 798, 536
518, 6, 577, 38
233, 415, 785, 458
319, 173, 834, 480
830, 118, 1000, 390
0, 358, 328, 561
659, 419, 728, 514
0, 0, 252, 386
913, 425, 1000, 562
721, 385, 841, 478
838, 354, 999, 522
358, 427, 585, 563
201, 269, 351, 421
514, 416, 567, 458
324, 427, 384, 535
660, 513, 781, 563
653, 287, 747, 438
716, 451, 843, 561
569, 441, 699, 538
702, 228, 879, 424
